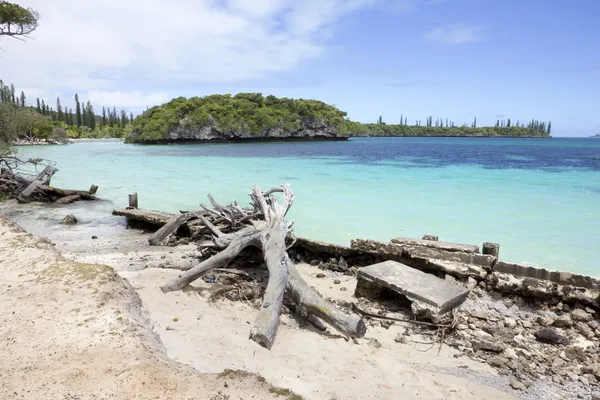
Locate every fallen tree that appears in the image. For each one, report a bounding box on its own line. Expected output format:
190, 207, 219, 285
159, 184, 367, 349
0, 156, 98, 203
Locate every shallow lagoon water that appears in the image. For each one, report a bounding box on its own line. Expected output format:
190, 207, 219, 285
8, 137, 600, 276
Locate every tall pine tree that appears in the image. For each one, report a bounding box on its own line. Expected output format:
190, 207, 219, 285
87, 101, 95, 129
57, 97, 63, 122
75, 94, 82, 127
36, 98, 41, 114
20, 91, 26, 107
101, 107, 107, 127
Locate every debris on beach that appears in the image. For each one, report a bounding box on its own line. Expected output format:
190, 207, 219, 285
0, 158, 98, 204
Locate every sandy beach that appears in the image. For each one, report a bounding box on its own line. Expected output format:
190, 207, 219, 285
0, 206, 516, 400
1, 201, 597, 400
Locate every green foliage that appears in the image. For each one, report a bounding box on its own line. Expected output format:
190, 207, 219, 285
344, 123, 551, 138
0, 1, 39, 38
127, 93, 349, 142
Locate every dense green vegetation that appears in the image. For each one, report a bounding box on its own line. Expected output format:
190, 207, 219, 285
0, 0, 38, 39
128, 93, 552, 142
347, 115, 552, 137
0, 80, 134, 147
127, 93, 349, 142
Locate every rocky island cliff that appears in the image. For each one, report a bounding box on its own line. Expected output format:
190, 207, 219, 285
126, 93, 552, 143
126, 93, 349, 143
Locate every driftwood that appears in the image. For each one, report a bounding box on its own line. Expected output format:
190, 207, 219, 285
148, 212, 201, 246
159, 184, 366, 349
0, 158, 98, 204
17, 165, 57, 203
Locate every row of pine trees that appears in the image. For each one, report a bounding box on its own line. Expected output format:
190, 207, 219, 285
0, 80, 134, 130
376, 114, 552, 135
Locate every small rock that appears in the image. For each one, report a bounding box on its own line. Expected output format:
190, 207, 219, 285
510, 380, 527, 391
536, 314, 555, 327
580, 376, 590, 386
367, 338, 382, 348
552, 375, 562, 384
310, 260, 320, 266
487, 355, 509, 368
472, 339, 505, 353
572, 308, 593, 322
503, 348, 518, 360
504, 317, 517, 328
593, 366, 600, 380
338, 257, 349, 271
445, 274, 458, 284
60, 214, 78, 225
340, 287, 348, 292
333, 279, 341, 284
552, 358, 566, 368
589, 320, 600, 330
553, 315, 573, 328
381, 320, 393, 329
395, 333, 407, 343
91, 235, 98, 240
422, 234, 438, 241
576, 322, 596, 339
469, 309, 489, 321
562, 303, 571, 312
585, 307, 595, 314
316, 273, 326, 278
534, 328, 569, 345
467, 277, 478, 291
522, 320, 533, 329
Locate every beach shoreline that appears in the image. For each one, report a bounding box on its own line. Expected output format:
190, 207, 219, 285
1, 200, 599, 399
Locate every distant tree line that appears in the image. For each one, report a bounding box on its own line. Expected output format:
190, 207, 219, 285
369, 114, 552, 137
0, 80, 135, 140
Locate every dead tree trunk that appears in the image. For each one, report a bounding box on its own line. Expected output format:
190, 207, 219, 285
160, 184, 366, 349
17, 165, 57, 203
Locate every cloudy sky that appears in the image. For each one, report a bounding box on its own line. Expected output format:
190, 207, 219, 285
1, 0, 599, 136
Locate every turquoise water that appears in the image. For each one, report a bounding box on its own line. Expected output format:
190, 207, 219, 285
9, 138, 600, 276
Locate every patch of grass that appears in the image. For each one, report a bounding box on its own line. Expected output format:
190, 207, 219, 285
269, 387, 303, 399
217, 369, 303, 399
34, 262, 116, 285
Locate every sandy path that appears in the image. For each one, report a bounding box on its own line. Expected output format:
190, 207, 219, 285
0, 217, 296, 400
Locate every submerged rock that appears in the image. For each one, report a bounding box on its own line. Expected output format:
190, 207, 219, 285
60, 214, 77, 225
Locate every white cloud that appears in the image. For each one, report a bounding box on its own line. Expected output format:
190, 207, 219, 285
425, 23, 487, 45
87, 91, 169, 109
0, 0, 373, 110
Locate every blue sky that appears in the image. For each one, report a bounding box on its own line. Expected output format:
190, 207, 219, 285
2, 0, 599, 136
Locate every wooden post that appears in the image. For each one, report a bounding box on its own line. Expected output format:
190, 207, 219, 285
89, 184, 98, 195
422, 235, 439, 241
128, 192, 138, 209
482, 242, 500, 257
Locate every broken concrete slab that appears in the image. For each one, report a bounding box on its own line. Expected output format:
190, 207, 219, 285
426, 259, 488, 281
391, 237, 480, 253
356, 260, 470, 313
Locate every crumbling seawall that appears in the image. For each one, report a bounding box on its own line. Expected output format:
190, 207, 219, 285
291, 236, 600, 311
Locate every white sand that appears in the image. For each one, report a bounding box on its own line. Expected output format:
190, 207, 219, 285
0, 217, 297, 400
50, 224, 517, 400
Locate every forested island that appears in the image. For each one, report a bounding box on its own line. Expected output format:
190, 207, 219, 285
126, 94, 551, 143
1, 84, 551, 148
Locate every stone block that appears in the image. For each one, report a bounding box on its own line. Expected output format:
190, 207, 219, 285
356, 260, 470, 313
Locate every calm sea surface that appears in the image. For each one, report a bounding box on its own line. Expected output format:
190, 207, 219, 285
7, 137, 600, 276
